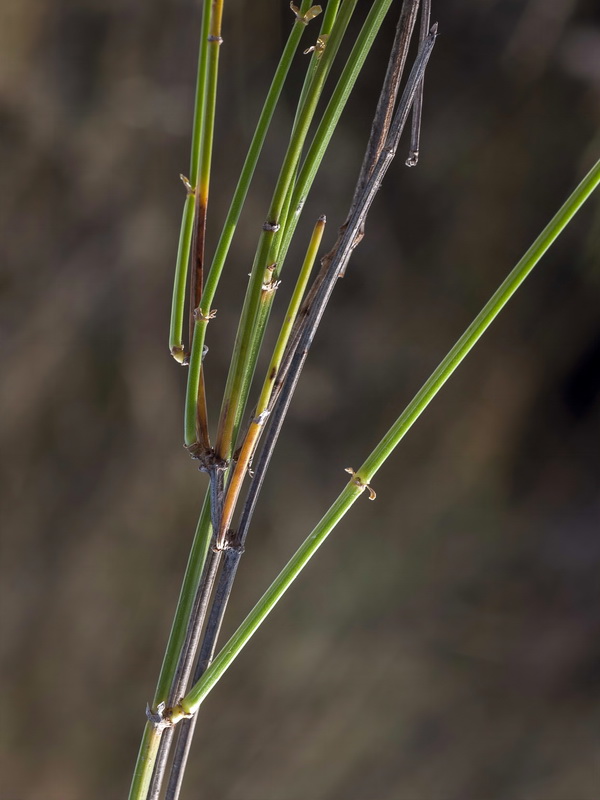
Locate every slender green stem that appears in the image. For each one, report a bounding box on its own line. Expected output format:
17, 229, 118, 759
127, 494, 212, 800
359, 159, 600, 480
189, 0, 225, 321
169, 0, 212, 360
225, 180, 300, 452
182, 0, 316, 446
170, 158, 600, 720
273, 0, 397, 308
172, 484, 360, 720
186, 0, 226, 449
213, 0, 359, 461
259, 216, 326, 416
152, 494, 213, 706
169, 192, 196, 362
296, 0, 342, 122
225, 0, 397, 447
189, 5, 213, 187
217, 216, 326, 544
129, 723, 163, 800
195, 0, 223, 208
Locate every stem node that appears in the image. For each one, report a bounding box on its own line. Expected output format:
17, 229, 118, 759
170, 345, 188, 364
261, 279, 281, 294
193, 307, 217, 322
167, 703, 194, 726
262, 221, 281, 232
345, 467, 377, 500
146, 702, 173, 732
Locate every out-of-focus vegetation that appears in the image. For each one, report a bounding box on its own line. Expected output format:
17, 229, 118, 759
1, 1, 599, 798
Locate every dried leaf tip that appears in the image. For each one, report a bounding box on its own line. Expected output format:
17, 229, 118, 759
170, 344, 188, 364
304, 34, 329, 56
179, 174, 194, 196
290, 3, 322, 26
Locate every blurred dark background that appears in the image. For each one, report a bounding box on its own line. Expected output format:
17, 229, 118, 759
1, 1, 599, 798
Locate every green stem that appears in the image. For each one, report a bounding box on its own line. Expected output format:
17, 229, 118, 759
152, 494, 213, 705
296, 0, 342, 125
182, 0, 316, 446
226, 175, 300, 449
196, 0, 223, 206
217, 216, 326, 543
225, 0, 397, 447
172, 158, 600, 719
189, 0, 226, 447
128, 723, 162, 800
259, 215, 326, 415
278, 0, 396, 276
168, 0, 212, 360
213, 0, 359, 460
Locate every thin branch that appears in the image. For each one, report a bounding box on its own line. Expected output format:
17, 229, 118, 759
217, 216, 326, 547
187, 0, 225, 451
350, 0, 421, 214
168, 0, 212, 364
146, 539, 223, 800
164, 543, 241, 800
146, 454, 227, 800
406, 0, 431, 166
188, 197, 207, 352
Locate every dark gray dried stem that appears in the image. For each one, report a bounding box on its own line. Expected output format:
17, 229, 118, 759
146, 539, 223, 800
164, 544, 240, 800
406, 0, 431, 166
350, 0, 421, 216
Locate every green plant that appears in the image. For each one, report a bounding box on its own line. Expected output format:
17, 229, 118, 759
127, 2, 599, 798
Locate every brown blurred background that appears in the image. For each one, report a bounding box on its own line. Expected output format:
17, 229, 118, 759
1, 1, 599, 798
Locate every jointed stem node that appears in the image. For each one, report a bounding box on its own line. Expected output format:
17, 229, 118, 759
304, 34, 329, 55
166, 703, 195, 727
345, 467, 377, 500
211, 527, 243, 553
193, 307, 217, 322
170, 344, 188, 364
253, 410, 270, 425
261, 278, 281, 293
146, 702, 174, 732
189, 447, 228, 472
262, 221, 281, 232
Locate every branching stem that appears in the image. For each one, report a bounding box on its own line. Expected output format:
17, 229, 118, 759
174, 155, 600, 721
